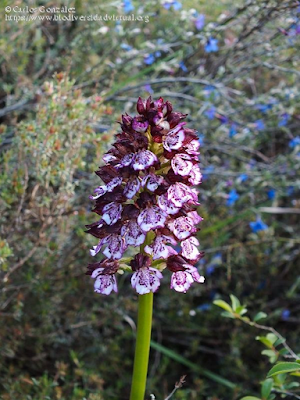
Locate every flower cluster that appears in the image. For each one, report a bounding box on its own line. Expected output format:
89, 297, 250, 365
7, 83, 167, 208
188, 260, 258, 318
86, 97, 205, 295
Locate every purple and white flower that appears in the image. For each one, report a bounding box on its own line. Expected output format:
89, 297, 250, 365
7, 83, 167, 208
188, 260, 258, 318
171, 153, 193, 176
157, 193, 181, 215
144, 235, 177, 260
103, 234, 127, 259
188, 165, 202, 185
102, 202, 122, 225
170, 265, 205, 293
131, 267, 163, 294
137, 206, 167, 232
181, 236, 201, 260
132, 150, 158, 170
92, 268, 118, 295
123, 176, 140, 199
168, 216, 197, 240
163, 123, 186, 152
167, 182, 199, 207
121, 220, 146, 247
142, 174, 164, 192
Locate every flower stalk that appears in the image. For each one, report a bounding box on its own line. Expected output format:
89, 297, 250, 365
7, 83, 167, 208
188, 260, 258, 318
130, 292, 153, 400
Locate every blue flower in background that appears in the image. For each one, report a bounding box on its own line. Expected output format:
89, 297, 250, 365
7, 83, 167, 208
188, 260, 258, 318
249, 217, 268, 233
278, 113, 290, 127
267, 188, 276, 200
179, 61, 188, 72
281, 309, 290, 321
203, 85, 219, 100
123, 0, 134, 13
163, 1, 182, 10
205, 106, 216, 119
287, 186, 294, 196
229, 123, 238, 138
194, 14, 205, 30
205, 37, 219, 53
289, 136, 300, 148
218, 115, 229, 124
154, 51, 161, 58
173, 1, 182, 10
255, 103, 273, 113
144, 84, 153, 94
255, 119, 265, 131
120, 43, 133, 51
197, 303, 211, 312
226, 189, 239, 206
198, 133, 205, 146
144, 54, 155, 65
202, 165, 214, 180
239, 173, 248, 182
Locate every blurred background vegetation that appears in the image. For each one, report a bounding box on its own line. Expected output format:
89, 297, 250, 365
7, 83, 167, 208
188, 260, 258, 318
0, 0, 299, 399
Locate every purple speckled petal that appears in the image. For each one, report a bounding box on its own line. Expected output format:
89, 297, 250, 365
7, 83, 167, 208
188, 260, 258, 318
185, 139, 200, 155
181, 236, 201, 260
157, 193, 181, 215
137, 206, 167, 232
102, 202, 122, 225
144, 235, 177, 260
170, 271, 194, 293
131, 267, 163, 294
188, 165, 202, 185
142, 174, 164, 192
123, 177, 140, 199
106, 177, 123, 192
132, 150, 158, 171
103, 234, 126, 259
163, 123, 186, 152
171, 153, 193, 176
90, 236, 109, 256
121, 220, 146, 247
187, 211, 203, 225
89, 185, 107, 200
185, 265, 205, 283
167, 182, 199, 207
168, 216, 197, 240
120, 153, 135, 167
102, 154, 117, 163
93, 271, 118, 295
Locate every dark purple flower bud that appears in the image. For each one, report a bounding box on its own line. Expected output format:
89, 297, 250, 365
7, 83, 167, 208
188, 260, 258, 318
137, 97, 146, 114
130, 253, 152, 271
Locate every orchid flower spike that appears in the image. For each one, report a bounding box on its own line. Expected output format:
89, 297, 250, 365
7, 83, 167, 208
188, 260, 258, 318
86, 96, 205, 295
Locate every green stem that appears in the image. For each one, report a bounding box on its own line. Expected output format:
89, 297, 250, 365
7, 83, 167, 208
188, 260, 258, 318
130, 292, 153, 400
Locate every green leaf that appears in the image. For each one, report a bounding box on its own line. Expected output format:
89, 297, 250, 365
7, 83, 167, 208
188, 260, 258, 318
266, 333, 278, 345
267, 362, 300, 377
150, 341, 237, 389
256, 336, 273, 348
240, 397, 261, 400
254, 312, 267, 322
230, 294, 240, 311
261, 378, 273, 399
262, 350, 278, 363
213, 300, 233, 313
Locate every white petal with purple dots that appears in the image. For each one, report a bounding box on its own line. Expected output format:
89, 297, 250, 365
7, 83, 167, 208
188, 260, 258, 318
181, 236, 201, 260
123, 177, 140, 199
132, 150, 158, 171
102, 202, 122, 225
137, 206, 167, 232
131, 267, 163, 294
